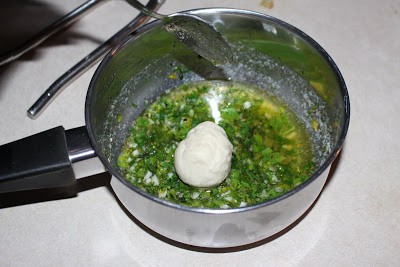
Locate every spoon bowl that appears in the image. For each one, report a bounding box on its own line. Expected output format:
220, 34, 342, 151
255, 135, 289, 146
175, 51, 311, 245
125, 0, 232, 64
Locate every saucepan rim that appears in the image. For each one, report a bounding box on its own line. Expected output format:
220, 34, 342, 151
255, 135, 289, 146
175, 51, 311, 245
85, 7, 350, 215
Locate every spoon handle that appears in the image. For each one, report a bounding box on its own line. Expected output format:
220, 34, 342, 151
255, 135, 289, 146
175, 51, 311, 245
125, 0, 166, 20
27, 0, 165, 119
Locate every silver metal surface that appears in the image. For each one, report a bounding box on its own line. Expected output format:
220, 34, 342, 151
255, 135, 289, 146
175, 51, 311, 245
65, 126, 95, 163
65, 126, 105, 179
112, 168, 329, 247
125, 0, 233, 63
85, 8, 350, 247
71, 157, 106, 179
0, 0, 105, 66
126, 0, 164, 20
27, 0, 165, 119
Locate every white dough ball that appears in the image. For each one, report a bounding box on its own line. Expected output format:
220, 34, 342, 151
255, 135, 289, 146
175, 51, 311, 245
174, 121, 233, 187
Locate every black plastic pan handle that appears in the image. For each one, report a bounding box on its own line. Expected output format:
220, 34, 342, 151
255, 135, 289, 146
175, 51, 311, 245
0, 126, 96, 193
0, 126, 75, 193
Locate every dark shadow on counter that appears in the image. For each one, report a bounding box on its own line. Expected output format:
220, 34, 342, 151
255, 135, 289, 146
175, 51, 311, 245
0, 0, 104, 93
0, 172, 111, 208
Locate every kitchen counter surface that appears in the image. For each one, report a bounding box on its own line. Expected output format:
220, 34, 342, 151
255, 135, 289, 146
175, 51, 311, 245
0, 0, 399, 266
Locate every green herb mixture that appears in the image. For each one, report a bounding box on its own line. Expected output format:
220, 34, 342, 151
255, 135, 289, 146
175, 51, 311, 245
118, 81, 315, 209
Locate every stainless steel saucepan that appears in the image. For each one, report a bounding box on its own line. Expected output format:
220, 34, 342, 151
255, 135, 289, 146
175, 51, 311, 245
0, 8, 350, 248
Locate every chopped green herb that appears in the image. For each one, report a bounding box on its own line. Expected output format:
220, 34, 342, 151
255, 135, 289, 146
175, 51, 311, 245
118, 81, 315, 208
117, 114, 123, 123
311, 118, 319, 131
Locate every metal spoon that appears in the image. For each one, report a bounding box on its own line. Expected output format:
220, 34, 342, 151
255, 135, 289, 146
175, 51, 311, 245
125, 0, 232, 64
27, 0, 164, 119
27, 1, 232, 119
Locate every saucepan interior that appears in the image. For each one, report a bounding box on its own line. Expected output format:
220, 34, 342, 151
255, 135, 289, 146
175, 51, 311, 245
86, 8, 349, 247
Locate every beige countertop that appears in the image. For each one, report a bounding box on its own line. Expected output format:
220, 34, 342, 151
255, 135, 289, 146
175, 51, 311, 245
0, 0, 399, 266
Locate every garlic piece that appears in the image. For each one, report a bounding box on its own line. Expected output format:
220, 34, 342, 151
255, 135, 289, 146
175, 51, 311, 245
174, 121, 233, 187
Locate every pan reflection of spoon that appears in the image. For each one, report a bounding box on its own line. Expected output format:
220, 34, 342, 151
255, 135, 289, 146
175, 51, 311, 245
125, 0, 233, 64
